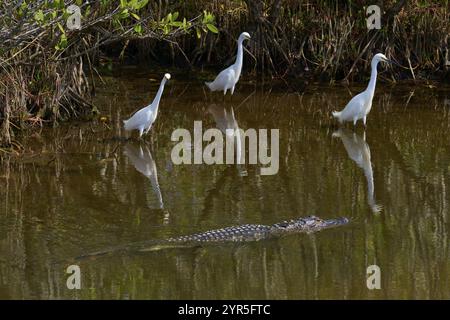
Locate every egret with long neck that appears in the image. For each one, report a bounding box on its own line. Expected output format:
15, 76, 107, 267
123, 73, 171, 138
205, 32, 251, 96
332, 53, 394, 127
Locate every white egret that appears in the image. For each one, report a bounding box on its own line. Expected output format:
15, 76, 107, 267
332, 53, 395, 127
333, 128, 382, 213
123, 73, 171, 137
205, 32, 251, 96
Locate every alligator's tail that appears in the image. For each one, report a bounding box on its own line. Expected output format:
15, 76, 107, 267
75, 240, 193, 260
137, 242, 195, 252
76, 245, 130, 261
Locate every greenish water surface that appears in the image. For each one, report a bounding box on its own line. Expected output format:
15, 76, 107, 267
0, 74, 449, 299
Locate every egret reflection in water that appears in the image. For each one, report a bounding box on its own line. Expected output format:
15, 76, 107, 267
123, 143, 165, 210
208, 103, 247, 176
333, 129, 382, 213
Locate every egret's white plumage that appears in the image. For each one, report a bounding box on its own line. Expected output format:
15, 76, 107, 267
123, 73, 171, 137
332, 53, 391, 126
205, 32, 251, 95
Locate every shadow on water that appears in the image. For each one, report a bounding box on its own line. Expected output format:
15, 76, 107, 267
0, 78, 449, 299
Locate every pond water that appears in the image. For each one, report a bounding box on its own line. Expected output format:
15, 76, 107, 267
0, 72, 449, 299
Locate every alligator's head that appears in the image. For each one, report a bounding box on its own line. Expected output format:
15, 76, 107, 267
271, 216, 349, 233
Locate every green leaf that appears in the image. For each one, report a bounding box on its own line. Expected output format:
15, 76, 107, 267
120, 9, 129, 19
136, 0, 149, 10
196, 27, 201, 39
171, 21, 183, 27
55, 33, 68, 50
129, 0, 137, 9
57, 22, 65, 34
18, 1, 27, 16
131, 12, 140, 20
84, 5, 91, 17
134, 24, 142, 34
172, 12, 179, 21
34, 10, 44, 22
206, 23, 218, 33
204, 11, 215, 24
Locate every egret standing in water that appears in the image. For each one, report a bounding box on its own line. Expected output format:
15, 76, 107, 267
123, 73, 171, 138
332, 53, 395, 127
205, 32, 251, 96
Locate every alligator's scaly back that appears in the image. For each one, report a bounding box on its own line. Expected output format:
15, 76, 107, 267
77, 216, 349, 258
138, 216, 348, 253
165, 216, 348, 244
167, 224, 272, 243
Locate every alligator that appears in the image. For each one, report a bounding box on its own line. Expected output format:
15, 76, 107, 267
163, 215, 348, 244
77, 216, 349, 259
